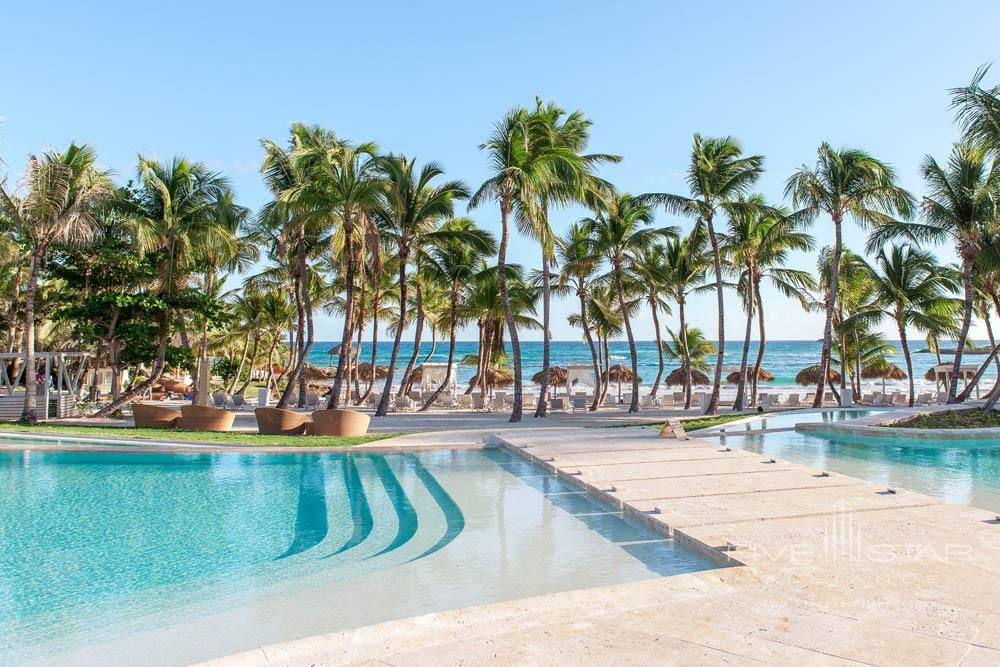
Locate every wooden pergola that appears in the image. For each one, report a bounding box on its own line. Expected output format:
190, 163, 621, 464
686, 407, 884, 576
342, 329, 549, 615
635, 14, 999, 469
0, 352, 93, 419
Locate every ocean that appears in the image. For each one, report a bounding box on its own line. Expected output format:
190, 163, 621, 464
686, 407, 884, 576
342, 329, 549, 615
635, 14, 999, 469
307, 340, 996, 394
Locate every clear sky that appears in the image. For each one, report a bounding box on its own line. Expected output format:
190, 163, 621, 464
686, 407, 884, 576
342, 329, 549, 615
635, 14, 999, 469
3, 1, 997, 342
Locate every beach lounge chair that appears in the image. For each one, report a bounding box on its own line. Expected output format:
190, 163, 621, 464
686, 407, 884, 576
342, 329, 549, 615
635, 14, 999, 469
785, 394, 801, 407
523, 394, 536, 409
892, 392, 907, 406
179, 405, 235, 432
311, 409, 370, 436
132, 403, 181, 428
915, 392, 932, 404
436, 394, 455, 408
549, 397, 566, 411
456, 394, 472, 409
472, 394, 485, 411
305, 392, 320, 408
640, 394, 655, 408
803, 393, 815, 405
395, 396, 415, 412
255, 407, 313, 435
603, 395, 617, 406
571, 396, 589, 412
622, 392, 633, 407
212, 391, 230, 408
490, 395, 507, 412
759, 394, 780, 409
231, 393, 246, 410
657, 394, 674, 408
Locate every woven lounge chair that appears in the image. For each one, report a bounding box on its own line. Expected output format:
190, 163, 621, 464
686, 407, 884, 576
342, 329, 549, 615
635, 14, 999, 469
132, 403, 181, 428
179, 405, 235, 432
311, 409, 370, 436
255, 407, 313, 435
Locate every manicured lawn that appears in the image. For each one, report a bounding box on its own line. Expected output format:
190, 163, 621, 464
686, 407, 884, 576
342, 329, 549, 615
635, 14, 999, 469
606, 413, 752, 430
0, 421, 401, 448
887, 409, 1000, 430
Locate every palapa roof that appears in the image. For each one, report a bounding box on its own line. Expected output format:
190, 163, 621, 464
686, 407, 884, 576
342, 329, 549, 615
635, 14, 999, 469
862, 362, 907, 380
604, 363, 641, 383
532, 366, 568, 385
664, 367, 709, 386
356, 362, 389, 381
794, 364, 842, 386
469, 367, 514, 388
726, 368, 774, 384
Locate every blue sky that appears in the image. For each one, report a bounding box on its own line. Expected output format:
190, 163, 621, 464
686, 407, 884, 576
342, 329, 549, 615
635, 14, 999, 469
3, 1, 997, 341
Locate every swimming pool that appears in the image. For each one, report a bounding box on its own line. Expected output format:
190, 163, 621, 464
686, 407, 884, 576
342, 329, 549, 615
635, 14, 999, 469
0, 446, 715, 665
700, 409, 888, 433
719, 427, 1000, 512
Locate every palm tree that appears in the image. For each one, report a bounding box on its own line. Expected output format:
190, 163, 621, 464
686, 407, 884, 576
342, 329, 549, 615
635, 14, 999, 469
555, 222, 603, 410
522, 100, 620, 417
420, 218, 496, 410
664, 325, 716, 395
90, 156, 232, 417
951, 65, 1000, 152
851, 245, 960, 405
639, 135, 765, 414
785, 142, 913, 407
719, 196, 815, 409
871, 143, 999, 402
373, 155, 468, 416
585, 193, 675, 412
660, 228, 710, 409
627, 247, 671, 398
0, 143, 112, 422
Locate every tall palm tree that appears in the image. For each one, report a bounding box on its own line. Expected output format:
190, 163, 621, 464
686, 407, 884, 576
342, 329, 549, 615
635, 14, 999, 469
851, 245, 960, 405
523, 100, 620, 417
555, 222, 604, 410
661, 227, 710, 409
871, 143, 999, 402
664, 325, 716, 394
91, 156, 232, 417
786, 142, 913, 407
373, 155, 468, 416
951, 65, 1000, 152
585, 193, 675, 412
719, 196, 815, 409
639, 135, 765, 414
628, 247, 671, 398
0, 143, 112, 422
420, 218, 496, 410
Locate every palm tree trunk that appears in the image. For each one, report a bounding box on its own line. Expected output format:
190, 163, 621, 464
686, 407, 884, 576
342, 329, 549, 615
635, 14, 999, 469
376, 249, 408, 416
815, 214, 842, 407
750, 282, 766, 406
613, 261, 640, 413
496, 197, 523, 422
956, 341, 1000, 403
602, 335, 611, 404
679, 295, 692, 410
278, 256, 307, 408
733, 283, 754, 411
704, 214, 725, 415
579, 290, 602, 411
948, 256, 975, 403
421, 325, 437, 365
330, 213, 356, 408
896, 313, 916, 407
422, 282, 460, 411
227, 332, 251, 395
20, 252, 42, 423
649, 297, 664, 398
358, 299, 380, 403
91, 311, 171, 417
399, 262, 424, 397
535, 252, 552, 417
236, 334, 260, 395
6, 265, 23, 354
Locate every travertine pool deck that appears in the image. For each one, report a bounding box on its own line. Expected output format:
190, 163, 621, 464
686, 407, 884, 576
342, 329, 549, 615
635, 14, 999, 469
203, 424, 1000, 666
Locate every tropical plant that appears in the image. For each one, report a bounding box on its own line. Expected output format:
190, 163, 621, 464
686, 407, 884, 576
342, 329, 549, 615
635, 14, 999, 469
785, 142, 913, 407
639, 135, 765, 414
0, 143, 112, 422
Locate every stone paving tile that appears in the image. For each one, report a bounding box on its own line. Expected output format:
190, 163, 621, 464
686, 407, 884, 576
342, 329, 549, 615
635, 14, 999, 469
572, 457, 802, 482
612, 468, 864, 501
959, 645, 1000, 666
550, 446, 749, 467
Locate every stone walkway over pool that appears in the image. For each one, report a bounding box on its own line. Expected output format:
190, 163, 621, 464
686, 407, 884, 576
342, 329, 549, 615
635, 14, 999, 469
204, 425, 1000, 666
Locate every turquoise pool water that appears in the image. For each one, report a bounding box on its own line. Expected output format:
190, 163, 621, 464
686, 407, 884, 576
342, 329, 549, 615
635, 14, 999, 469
702, 409, 887, 433
0, 445, 715, 665
720, 428, 1000, 512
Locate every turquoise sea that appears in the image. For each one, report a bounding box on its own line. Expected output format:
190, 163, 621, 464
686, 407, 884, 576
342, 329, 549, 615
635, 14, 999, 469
308, 339, 995, 391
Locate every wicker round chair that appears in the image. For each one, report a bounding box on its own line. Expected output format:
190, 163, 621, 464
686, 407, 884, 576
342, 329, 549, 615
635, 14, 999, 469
254, 407, 314, 435
179, 405, 235, 432
311, 409, 371, 437
132, 403, 181, 428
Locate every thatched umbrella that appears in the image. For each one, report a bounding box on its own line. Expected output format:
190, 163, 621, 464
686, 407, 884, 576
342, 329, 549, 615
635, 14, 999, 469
468, 367, 515, 393
726, 368, 774, 384
531, 366, 569, 398
795, 364, 842, 386
325, 344, 341, 366
862, 361, 907, 394
602, 363, 642, 402
664, 367, 709, 387
356, 362, 389, 382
